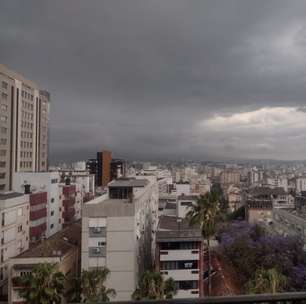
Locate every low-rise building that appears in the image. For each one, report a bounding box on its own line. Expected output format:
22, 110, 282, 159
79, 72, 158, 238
156, 215, 203, 298
247, 187, 294, 209
8, 221, 81, 304
247, 200, 272, 224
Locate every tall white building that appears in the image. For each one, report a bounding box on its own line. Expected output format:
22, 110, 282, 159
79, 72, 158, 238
82, 177, 159, 301
0, 64, 50, 192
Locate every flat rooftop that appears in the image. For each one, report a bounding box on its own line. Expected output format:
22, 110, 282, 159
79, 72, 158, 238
157, 215, 201, 242
0, 192, 24, 200
15, 221, 81, 259
177, 195, 198, 200
83, 198, 134, 217
108, 178, 148, 188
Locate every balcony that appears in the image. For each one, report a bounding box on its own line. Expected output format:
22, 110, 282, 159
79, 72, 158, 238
30, 208, 47, 221
30, 222, 47, 238
67, 292, 306, 303
161, 269, 199, 281
63, 185, 76, 196
63, 198, 75, 208
30, 192, 47, 206
62, 208, 75, 221
160, 249, 199, 261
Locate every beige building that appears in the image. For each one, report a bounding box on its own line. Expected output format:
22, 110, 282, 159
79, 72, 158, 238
0, 64, 49, 191
0, 193, 30, 297
82, 177, 159, 301
8, 221, 81, 304
220, 169, 240, 187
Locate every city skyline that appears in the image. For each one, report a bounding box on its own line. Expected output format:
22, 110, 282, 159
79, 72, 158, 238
2, 1, 306, 162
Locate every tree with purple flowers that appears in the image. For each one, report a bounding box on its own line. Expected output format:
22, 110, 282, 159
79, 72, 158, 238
218, 221, 306, 293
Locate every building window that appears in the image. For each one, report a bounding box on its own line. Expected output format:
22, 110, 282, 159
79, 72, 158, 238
51, 198, 55, 203
175, 280, 198, 290
89, 227, 106, 237
0, 162, 5, 168
51, 211, 54, 216
0, 115, 7, 122
0, 173, 5, 179
17, 225, 22, 232
1, 93, 7, 100
0, 105, 7, 112
0, 184, 5, 190
0, 139, 7, 145
1, 82, 8, 90
0, 150, 6, 157
0, 128, 7, 134
50, 224, 54, 229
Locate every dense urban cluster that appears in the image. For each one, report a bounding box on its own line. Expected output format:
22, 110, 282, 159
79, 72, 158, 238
2, 64, 306, 303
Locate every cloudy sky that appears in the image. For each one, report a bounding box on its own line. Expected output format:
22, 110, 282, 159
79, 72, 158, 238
2, 1, 306, 162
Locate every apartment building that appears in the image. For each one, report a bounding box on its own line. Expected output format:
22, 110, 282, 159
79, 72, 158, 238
8, 221, 81, 304
82, 176, 159, 301
0, 193, 29, 296
13, 172, 61, 238
296, 177, 306, 194
0, 64, 50, 192
220, 169, 240, 187
156, 215, 203, 298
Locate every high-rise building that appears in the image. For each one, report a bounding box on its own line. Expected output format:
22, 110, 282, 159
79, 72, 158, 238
97, 150, 112, 187
0, 64, 50, 191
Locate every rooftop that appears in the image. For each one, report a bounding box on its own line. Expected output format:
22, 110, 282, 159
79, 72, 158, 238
108, 178, 148, 188
249, 187, 287, 196
16, 221, 81, 258
157, 215, 201, 242
0, 192, 24, 200
83, 198, 134, 217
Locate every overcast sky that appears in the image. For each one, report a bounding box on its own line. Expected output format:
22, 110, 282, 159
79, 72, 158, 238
2, 1, 306, 162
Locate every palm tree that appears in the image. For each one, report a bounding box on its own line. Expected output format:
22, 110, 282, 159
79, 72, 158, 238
132, 271, 176, 300
81, 268, 116, 302
247, 268, 287, 294
17, 263, 65, 304
186, 191, 220, 296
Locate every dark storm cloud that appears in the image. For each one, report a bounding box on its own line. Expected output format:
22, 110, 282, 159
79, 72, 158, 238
2, 0, 306, 161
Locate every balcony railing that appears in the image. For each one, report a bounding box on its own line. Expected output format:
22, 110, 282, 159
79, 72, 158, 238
30, 208, 47, 221
71, 292, 306, 304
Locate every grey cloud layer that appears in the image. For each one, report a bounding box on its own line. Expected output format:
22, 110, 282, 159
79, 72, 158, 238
1, 0, 306, 161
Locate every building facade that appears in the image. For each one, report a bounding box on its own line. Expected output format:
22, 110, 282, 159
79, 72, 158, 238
0, 193, 29, 296
0, 64, 50, 192
82, 177, 159, 301
156, 216, 203, 298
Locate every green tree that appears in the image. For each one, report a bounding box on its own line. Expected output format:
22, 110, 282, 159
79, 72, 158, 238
80, 268, 116, 302
17, 263, 65, 304
186, 191, 220, 296
247, 268, 287, 294
132, 271, 176, 300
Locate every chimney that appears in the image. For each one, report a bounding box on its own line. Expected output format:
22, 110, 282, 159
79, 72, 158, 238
65, 177, 71, 186
24, 184, 31, 194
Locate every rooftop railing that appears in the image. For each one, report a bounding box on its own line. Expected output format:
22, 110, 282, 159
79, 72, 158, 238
70, 292, 306, 304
